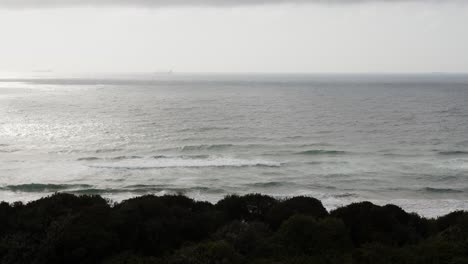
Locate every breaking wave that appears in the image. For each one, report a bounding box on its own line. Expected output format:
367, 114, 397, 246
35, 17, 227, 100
2, 183, 92, 192
0, 183, 226, 196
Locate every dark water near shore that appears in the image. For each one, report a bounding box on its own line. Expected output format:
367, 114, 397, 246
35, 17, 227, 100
1, 73, 467, 217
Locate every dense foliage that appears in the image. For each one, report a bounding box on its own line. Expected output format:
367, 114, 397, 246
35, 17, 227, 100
0, 193, 467, 263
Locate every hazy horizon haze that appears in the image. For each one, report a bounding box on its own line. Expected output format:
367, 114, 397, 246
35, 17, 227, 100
0, 1, 467, 73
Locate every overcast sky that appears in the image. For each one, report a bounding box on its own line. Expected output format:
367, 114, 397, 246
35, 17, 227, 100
0, 1, 467, 74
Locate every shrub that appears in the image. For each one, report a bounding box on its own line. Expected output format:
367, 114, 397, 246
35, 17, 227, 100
169, 240, 243, 264
216, 194, 278, 222
276, 215, 352, 263
267, 196, 328, 229
0, 193, 467, 264
331, 202, 428, 246
214, 220, 274, 257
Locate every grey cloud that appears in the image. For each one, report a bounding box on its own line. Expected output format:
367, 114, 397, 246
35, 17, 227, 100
0, 0, 463, 8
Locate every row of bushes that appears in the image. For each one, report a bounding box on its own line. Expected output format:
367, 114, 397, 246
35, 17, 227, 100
0, 193, 467, 263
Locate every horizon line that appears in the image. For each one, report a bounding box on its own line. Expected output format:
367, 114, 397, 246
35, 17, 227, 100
2, 71, 468, 76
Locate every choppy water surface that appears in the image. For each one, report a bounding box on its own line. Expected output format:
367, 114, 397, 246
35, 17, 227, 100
1, 73, 468, 217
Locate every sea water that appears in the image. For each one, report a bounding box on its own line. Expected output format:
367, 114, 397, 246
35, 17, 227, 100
1, 73, 467, 217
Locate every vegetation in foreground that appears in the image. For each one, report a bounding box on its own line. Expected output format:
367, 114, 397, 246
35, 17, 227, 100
0, 193, 467, 264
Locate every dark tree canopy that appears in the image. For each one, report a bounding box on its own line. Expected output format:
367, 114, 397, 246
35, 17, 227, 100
0, 193, 466, 264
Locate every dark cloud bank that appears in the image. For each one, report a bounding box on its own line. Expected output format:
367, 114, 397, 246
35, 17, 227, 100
0, 0, 463, 8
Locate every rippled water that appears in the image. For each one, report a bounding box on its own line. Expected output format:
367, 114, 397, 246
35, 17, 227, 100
1, 73, 468, 217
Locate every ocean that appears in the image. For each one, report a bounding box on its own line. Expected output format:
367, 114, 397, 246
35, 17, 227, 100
1, 73, 467, 217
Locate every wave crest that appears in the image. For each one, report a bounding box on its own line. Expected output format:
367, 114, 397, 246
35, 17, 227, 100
181, 144, 234, 151
91, 157, 281, 170
421, 187, 464, 193
2, 183, 92, 192
296, 149, 347, 155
